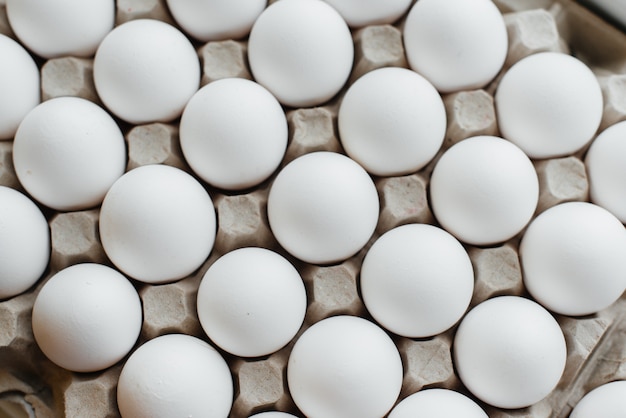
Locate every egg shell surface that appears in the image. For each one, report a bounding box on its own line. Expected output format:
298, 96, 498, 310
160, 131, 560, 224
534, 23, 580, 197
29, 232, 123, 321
570, 380, 626, 418
520, 202, 626, 316
454, 296, 567, 409
429, 136, 539, 246
196, 247, 306, 357
338, 67, 446, 176
267, 151, 379, 264
322, 0, 412, 27
0, 34, 39, 140
12, 97, 126, 211
99, 164, 216, 284
0, 186, 49, 299
31, 263, 142, 373
6, 0, 114, 58
94, 19, 200, 124
287, 315, 403, 418
180, 78, 288, 190
388, 388, 488, 418
117, 334, 233, 418
403, 0, 507, 92
248, 0, 354, 107
166, 0, 266, 41
360, 224, 474, 337
496, 52, 603, 159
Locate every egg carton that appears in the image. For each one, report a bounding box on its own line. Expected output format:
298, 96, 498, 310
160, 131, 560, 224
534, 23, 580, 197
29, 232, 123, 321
1, 0, 626, 417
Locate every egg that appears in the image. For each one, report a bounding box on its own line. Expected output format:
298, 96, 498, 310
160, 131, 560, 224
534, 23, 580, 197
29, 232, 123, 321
321, 0, 412, 27
570, 380, 626, 418
520, 202, 626, 316
99, 165, 216, 284
249, 412, 298, 418
496, 52, 603, 158
166, 0, 266, 41
388, 389, 488, 418
31, 263, 142, 373
338, 67, 446, 176
430, 136, 539, 246
403, 0, 507, 92
6, 0, 114, 58
586, 120, 626, 223
93, 19, 200, 124
180, 78, 288, 190
196, 247, 306, 357
12, 97, 126, 211
248, 0, 353, 107
267, 151, 379, 264
117, 334, 233, 418
360, 224, 473, 338
0, 186, 49, 300
287, 315, 403, 418
0, 34, 39, 140
453, 296, 566, 409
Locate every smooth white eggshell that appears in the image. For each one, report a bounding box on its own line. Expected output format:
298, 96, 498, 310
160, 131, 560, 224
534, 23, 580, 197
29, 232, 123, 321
12, 97, 126, 211
388, 389, 488, 418
287, 315, 403, 418
403, 0, 507, 92
117, 334, 233, 418
180, 78, 287, 190
267, 151, 379, 264
361, 224, 473, 338
31, 263, 142, 372
248, 0, 354, 107
322, 0, 412, 27
197, 247, 306, 357
94, 19, 200, 124
166, 0, 266, 41
496, 52, 603, 159
6, 0, 114, 58
570, 380, 626, 418
586, 121, 626, 223
249, 413, 299, 418
0, 34, 39, 140
338, 67, 446, 176
0, 187, 49, 299
520, 202, 626, 316
454, 296, 566, 409
99, 165, 216, 284
430, 136, 538, 245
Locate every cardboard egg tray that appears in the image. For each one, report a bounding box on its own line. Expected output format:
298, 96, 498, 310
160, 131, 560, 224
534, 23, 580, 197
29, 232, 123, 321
2, 0, 626, 417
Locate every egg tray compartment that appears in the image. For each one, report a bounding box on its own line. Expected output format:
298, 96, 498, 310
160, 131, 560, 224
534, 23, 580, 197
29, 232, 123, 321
2, 0, 626, 417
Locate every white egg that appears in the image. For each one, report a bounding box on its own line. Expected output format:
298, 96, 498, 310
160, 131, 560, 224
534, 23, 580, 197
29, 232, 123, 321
31, 263, 142, 373
180, 78, 287, 190
388, 389, 488, 418
403, 0, 507, 92
430, 136, 539, 246
0, 34, 39, 140
248, 0, 353, 107
454, 296, 566, 409
197, 247, 306, 357
99, 165, 216, 284
0, 186, 49, 300
6, 0, 114, 58
586, 120, 626, 223
520, 202, 626, 316
287, 315, 403, 418
570, 380, 626, 418
12, 97, 126, 211
322, 0, 412, 27
249, 413, 298, 418
338, 67, 446, 176
496, 52, 603, 158
360, 224, 473, 338
267, 151, 379, 264
166, 0, 266, 41
117, 334, 233, 418
94, 19, 200, 124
